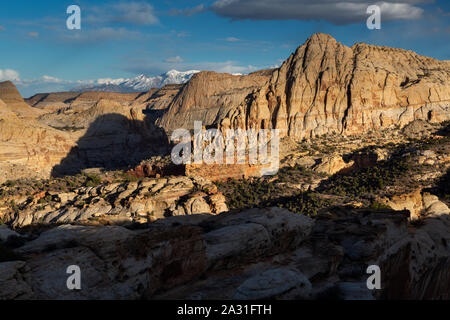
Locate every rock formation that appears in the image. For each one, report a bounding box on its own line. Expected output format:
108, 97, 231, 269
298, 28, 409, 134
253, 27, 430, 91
0, 83, 169, 183
1, 206, 449, 299
0, 81, 43, 118
0, 33, 449, 183
0, 176, 227, 228
155, 34, 450, 139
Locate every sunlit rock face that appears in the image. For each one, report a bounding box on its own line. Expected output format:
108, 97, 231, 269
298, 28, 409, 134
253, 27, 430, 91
157, 33, 450, 139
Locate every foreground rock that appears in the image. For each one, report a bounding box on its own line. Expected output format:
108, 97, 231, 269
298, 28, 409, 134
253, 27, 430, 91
1, 206, 449, 300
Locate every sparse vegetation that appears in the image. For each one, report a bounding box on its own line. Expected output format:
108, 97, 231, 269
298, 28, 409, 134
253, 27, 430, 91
216, 176, 333, 216
319, 156, 412, 198
368, 201, 392, 210
49, 125, 84, 132
84, 173, 102, 187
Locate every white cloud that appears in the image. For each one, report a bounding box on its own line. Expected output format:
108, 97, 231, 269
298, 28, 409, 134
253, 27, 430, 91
87, 2, 159, 25
40, 75, 64, 83
164, 56, 184, 63
0, 69, 21, 81
60, 27, 142, 43
124, 58, 261, 75
171, 4, 205, 16
222, 37, 242, 42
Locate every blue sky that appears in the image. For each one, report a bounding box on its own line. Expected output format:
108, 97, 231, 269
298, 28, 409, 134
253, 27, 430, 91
0, 0, 449, 97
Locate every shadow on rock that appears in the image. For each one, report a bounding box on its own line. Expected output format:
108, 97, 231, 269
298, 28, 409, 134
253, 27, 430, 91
51, 112, 170, 177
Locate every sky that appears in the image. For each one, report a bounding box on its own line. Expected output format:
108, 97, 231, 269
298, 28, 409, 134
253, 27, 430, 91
0, 0, 449, 97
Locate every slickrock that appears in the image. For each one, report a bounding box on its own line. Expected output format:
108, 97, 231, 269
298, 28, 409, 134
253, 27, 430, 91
0, 176, 228, 228
1, 206, 449, 300
381, 189, 450, 220
313, 154, 354, 175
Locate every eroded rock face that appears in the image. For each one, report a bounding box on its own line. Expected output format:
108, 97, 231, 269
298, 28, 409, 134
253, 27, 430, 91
1, 33, 449, 183
0, 82, 170, 183
381, 189, 450, 220
156, 34, 450, 139
0, 81, 43, 118
157, 70, 274, 132
1, 206, 449, 300
0, 176, 227, 228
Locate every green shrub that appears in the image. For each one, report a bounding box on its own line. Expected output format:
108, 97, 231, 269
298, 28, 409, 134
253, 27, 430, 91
216, 178, 331, 216
85, 174, 102, 187
38, 195, 53, 204
319, 157, 412, 198
270, 192, 331, 216
368, 201, 392, 210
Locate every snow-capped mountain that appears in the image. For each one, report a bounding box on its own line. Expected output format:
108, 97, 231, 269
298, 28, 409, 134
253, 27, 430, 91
72, 70, 200, 93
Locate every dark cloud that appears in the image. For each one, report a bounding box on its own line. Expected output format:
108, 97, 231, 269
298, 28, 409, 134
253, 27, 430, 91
210, 0, 426, 25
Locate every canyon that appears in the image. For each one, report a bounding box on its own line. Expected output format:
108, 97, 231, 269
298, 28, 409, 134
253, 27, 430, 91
0, 33, 449, 300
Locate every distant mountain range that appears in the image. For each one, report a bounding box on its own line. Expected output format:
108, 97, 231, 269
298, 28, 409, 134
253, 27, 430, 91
72, 70, 200, 93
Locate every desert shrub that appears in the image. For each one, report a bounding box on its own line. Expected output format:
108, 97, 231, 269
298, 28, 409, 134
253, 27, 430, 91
277, 164, 324, 183
216, 179, 277, 210
5, 180, 15, 187
216, 178, 331, 216
269, 192, 331, 216
367, 201, 392, 210
319, 157, 412, 198
84, 174, 102, 187
38, 195, 53, 204
119, 172, 141, 182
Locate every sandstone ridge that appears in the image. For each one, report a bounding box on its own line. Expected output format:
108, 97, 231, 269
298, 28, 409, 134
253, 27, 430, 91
157, 33, 450, 139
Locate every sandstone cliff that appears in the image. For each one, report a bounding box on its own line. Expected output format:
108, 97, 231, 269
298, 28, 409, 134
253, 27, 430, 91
157, 70, 274, 131
1, 33, 449, 183
155, 34, 450, 139
0, 83, 169, 183
0, 81, 43, 118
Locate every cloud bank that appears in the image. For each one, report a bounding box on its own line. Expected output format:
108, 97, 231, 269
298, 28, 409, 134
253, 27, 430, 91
210, 0, 425, 25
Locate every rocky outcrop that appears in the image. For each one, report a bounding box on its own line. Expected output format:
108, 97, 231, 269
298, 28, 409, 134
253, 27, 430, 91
381, 189, 450, 220
0, 81, 43, 118
0, 98, 75, 183
1, 33, 449, 184
1, 206, 449, 300
157, 70, 274, 132
0, 176, 227, 228
155, 34, 450, 139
